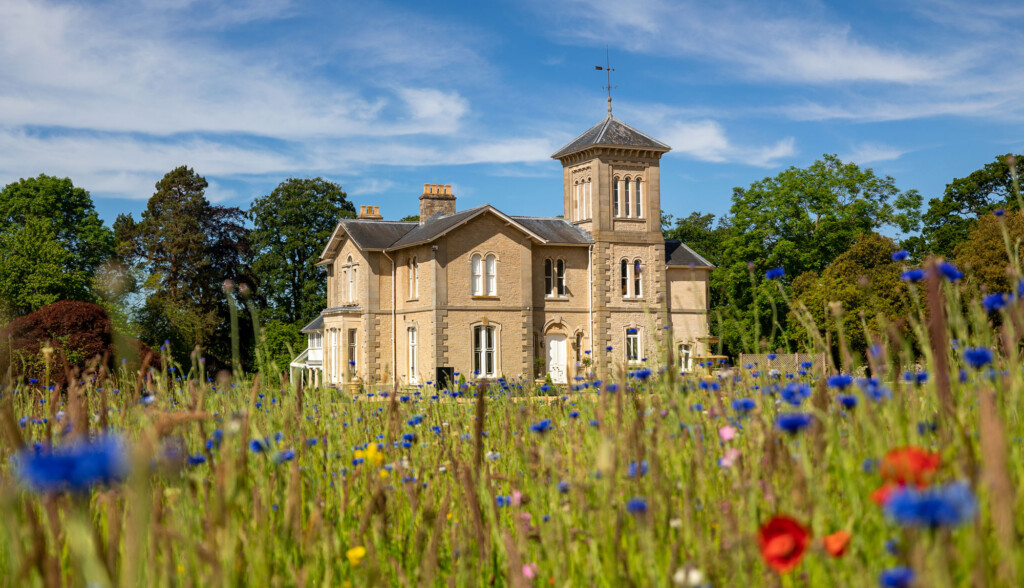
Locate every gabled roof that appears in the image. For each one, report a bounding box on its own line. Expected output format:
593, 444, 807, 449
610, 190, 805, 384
665, 240, 714, 268
319, 219, 417, 261
387, 205, 549, 250
551, 115, 671, 159
300, 315, 324, 333
510, 216, 593, 245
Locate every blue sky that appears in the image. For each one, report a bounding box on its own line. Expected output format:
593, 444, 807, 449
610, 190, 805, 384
2, 0, 1023, 232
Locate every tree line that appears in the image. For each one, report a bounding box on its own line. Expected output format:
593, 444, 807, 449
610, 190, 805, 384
0, 167, 354, 372
663, 152, 1024, 360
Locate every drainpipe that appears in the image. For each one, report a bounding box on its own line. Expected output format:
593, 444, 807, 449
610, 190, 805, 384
383, 250, 397, 390
588, 243, 594, 363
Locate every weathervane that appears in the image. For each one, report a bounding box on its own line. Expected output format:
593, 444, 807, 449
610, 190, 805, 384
595, 45, 616, 116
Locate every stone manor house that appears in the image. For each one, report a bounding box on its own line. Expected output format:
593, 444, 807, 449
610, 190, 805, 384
290, 113, 713, 388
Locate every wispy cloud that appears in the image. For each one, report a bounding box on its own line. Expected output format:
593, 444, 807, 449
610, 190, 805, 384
842, 143, 910, 165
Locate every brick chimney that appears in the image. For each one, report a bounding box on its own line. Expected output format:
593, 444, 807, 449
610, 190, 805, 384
357, 205, 383, 220
418, 183, 455, 223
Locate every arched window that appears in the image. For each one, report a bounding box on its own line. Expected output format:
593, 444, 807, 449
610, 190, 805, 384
633, 259, 643, 297
613, 177, 620, 218
347, 255, 355, 302
485, 254, 497, 296
342, 268, 349, 303
556, 259, 566, 296
586, 179, 592, 219
410, 257, 419, 298
573, 181, 580, 221
620, 259, 628, 297
471, 254, 483, 295
635, 178, 643, 218
624, 177, 632, 218
544, 258, 553, 296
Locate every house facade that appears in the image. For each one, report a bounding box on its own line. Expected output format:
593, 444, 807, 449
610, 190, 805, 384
291, 114, 713, 388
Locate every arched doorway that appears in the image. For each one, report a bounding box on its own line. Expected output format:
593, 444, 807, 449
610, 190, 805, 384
544, 324, 568, 384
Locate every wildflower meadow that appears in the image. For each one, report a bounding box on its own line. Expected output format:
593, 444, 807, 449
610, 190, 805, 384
2, 262, 1024, 587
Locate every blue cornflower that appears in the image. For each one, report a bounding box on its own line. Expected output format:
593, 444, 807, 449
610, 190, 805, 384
776, 413, 813, 434
15, 436, 128, 493
306, 438, 318, 446
496, 495, 511, 507
903, 371, 928, 385
767, 353, 778, 360
901, 269, 925, 282
530, 419, 553, 434
402, 433, 416, 442
732, 398, 756, 414
625, 497, 648, 514
827, 374, 854, 390
879, 567, 915, 588
540, 385, 551, 393
781, 382, 811, 406
938, 261, 963, 282
557, 481, 569, 494
187, 454, 206, 466
964, 347, 993, 369
891, 249, 909, 261
983, 293, 1007, 312
589, 419, 599, 427
994, 208, 1006, 217
837, 394, 858, 409
628, 460, 649, 478
249, 439, 267, 453
885, 482, 977, 528
800, 361, 813, 369
568, 411, 579, 419
765, 267, 785, 280
605, 346, 613, 351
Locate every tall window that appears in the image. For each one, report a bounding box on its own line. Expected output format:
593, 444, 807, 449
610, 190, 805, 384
556, 259, 566, 296
347, 255, 355, 302
679, 343, 692, 371
624, 177, 632, 218
347, 329, 357, 372
471, 254, 483, 295
626, 328, 640, 363
613, 177, 620, 217
586, 179, 592, 219
485, 254, 497, 296
633, 259, 643, 297
473, 325, 495, 377
620, 259, 628, 296
408, 327, 418, 383
573, 181, 580, 221
635, 178, 643, 218
342, 269, 349, 302
544, 259, 553, 295
409, 257, 419, 298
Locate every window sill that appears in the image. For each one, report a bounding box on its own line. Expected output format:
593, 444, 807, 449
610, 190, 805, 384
613, 216, 645, 220
544, 295, 570, 301
472, 295, 499, 300
406, 298, 419, 302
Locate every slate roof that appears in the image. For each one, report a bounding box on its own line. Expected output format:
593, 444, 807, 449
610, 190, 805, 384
338, 219, 417, 250
509, 216, 593, 245
299, 315, 324, 333
551, 115, 671, 159
665, 239, 714, 267
388, 206, 489, 248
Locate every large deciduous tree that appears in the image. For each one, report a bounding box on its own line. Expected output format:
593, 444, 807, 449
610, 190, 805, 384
952, 212, 1024, 294
249, 178, 354, 325
0, 218, 93, 320
0, 174, 114, 277
117, 166, 250, 365
712, 154, 921, 355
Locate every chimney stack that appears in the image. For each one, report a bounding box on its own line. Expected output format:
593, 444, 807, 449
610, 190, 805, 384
357, 205, 383, 220
418, 183, 455, 223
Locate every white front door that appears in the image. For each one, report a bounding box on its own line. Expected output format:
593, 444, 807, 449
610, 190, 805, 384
545, 334, 567, 384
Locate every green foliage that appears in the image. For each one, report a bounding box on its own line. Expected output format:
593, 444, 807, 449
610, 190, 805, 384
249, 178, 354, 324
399, 214, 420, 222
790, 233, 911, 357
0, 174, 114, 277
0, 217, 92, 319
118, 166, 251, 366
662, 211, 730, 267
255, 319, 305, 376
953, 212, 1024, 293
918, 154, 1023, 258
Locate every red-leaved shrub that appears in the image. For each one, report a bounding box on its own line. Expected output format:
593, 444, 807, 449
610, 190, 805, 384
0, 301, 153, 387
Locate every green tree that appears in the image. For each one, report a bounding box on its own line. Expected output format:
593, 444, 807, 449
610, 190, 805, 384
0, 218, 92, 319
790, 233, 912, 358
917, 154, 1023, 258
255, 319, 306, 375
662, 211, 730, 267
249, 178, 354, 325
118, 166, 250, 365
712, 154, 921, 355
952, 212, 1024, 294
0, 174, 114, 280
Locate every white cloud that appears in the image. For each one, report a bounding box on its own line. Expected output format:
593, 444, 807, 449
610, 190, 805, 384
842, 143, 910, 165
657, 120, 795, 167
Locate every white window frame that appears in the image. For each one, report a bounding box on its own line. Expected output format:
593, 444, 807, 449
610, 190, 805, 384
624, 176, 632, 218
556, 259, 566, 297
635, 178, 643, 218
544, 258, 554, 297
626, 329, 641, 363
620, 259, 629, 297
633, 259, 643, 298
471, 253, 483, 296
485, 254, 497, 296
409, 256, 419, 299
408, 327, 418, 383
346, 255, 355, 303
473, 325, 496, 378
679, 343, 692, 371
613, 177, 620, 218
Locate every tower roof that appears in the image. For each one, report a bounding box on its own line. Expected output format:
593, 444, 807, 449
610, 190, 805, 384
551, 115, 671, 159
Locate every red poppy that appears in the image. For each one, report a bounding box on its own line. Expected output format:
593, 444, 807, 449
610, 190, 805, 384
879, 447, 940, 486
823, 530, 851, 557
757, 515, 810, 573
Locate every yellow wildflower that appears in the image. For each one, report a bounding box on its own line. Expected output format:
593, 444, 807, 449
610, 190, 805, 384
346, 546, 366, 567
379, 469, 389, 479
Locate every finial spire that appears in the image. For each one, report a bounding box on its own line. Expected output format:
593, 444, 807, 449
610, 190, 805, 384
595, 45, 616, 116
